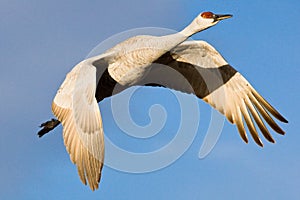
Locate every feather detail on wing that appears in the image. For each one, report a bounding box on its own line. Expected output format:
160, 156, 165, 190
52, 61, 104, 190
144, 40, 287, 146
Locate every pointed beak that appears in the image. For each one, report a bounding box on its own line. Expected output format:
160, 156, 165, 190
214, 14, 233, 21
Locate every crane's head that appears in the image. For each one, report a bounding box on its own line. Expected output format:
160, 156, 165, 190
189, 11, 232, 34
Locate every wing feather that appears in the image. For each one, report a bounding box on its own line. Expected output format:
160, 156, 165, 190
248, 92, 285, 134
244, 96, 275, 143
234, 105, 248, 143
144, 40, 287, 145
52, 61, 104, 190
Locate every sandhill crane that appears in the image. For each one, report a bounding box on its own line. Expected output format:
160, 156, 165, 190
38, 11, 288, 190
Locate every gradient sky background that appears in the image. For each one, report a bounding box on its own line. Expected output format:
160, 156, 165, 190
1, 0, 299, 199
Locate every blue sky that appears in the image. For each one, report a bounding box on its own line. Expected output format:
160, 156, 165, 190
1, 0, 299, 199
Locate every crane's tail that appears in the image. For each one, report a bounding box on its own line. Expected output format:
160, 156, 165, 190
38, 118, 61, 138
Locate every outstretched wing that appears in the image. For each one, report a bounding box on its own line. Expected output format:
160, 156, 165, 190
142, 40, 288, 146
52, 59, 105, 190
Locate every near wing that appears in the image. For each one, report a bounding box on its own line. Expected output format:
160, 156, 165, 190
52, 60, 104, 190
142, 40, 288, 146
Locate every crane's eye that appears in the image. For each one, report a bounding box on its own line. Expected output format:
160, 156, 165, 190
201, 12, 214, 19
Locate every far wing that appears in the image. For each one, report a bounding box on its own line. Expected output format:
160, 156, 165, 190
52, 60, 104, 190
142, 40, 287, 146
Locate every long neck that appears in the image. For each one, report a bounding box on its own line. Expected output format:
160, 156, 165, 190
87, 18, 207, 65
180, 17, 210, 37
156, 18, 209, 52
157, 32, 188, 52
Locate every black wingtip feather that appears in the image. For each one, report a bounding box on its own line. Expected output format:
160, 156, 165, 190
248, 92, 287, 136
281, 117, 289, 124
252, 90, 288, 124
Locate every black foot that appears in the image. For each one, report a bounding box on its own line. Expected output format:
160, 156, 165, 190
38, 118, 60, 138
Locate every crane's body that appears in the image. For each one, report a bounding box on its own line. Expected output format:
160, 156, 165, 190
38, 12, 288, 191
106, 35, 178, 85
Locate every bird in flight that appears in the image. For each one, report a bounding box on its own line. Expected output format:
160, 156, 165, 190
38, 11, 288, 190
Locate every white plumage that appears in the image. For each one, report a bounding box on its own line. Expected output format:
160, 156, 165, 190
38, 11, 287, 190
